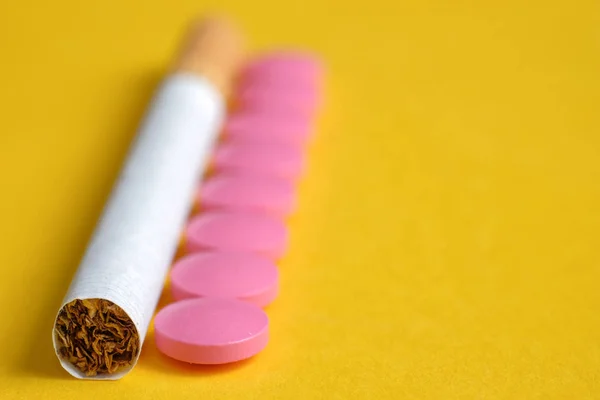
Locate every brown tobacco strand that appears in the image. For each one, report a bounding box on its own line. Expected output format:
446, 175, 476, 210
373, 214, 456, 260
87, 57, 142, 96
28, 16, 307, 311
54, 299, 140, 376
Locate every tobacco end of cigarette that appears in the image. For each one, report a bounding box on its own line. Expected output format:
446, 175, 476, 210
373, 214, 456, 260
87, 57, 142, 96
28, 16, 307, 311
54, 299, 140, 377
173, 16, 246, 95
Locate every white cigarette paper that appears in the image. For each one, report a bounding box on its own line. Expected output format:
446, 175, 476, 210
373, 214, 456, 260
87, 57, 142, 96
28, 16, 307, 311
53, 73, 224, 379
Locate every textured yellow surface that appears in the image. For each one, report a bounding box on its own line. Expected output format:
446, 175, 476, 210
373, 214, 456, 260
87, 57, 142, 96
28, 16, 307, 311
1, 1, 599, 398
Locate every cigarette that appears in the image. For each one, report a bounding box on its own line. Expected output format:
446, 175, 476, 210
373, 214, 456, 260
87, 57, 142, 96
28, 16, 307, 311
52, 17, 245, 380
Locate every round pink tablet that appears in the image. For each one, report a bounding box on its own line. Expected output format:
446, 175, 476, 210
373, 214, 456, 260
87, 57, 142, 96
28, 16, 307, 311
199, 173, 296, 217
213, 140, 305, 180
171, 252, 279, 307
236, 84, 321, 116
242, 51, 324, 85
185, 212, 288, 259
224, 112, 312, 144
154, 297, 269, 364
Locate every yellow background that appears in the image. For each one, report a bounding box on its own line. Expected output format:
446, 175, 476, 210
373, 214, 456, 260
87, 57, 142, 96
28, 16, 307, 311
1, 0, 599, 398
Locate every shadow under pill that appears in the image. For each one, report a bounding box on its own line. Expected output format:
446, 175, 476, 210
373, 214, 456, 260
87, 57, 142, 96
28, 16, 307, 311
138, 329, 258, 376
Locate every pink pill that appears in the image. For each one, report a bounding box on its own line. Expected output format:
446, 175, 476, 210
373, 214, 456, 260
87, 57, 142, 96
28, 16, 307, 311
240, 76, 320, 93
236, 84, 321, 116
154, 297, 269, 364
213, 140, 305, 180
186, 212, 288, 259
242, 51, 324, 85
199, 173, 296, 217
171, 252, 279, 307
224, 112, 312, 144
